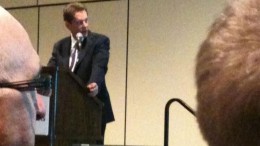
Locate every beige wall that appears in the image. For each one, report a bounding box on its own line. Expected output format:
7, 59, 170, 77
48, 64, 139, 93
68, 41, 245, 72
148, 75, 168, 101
2, 0, 227, 145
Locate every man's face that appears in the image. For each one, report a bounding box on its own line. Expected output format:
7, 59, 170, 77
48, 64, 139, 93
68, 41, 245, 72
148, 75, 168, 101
66, 10, 89, 37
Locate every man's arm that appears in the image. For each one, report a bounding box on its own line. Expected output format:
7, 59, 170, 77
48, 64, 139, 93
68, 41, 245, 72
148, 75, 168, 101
87, 35, 110, 96
89, 36, 110, 85
47, 43, 59, 67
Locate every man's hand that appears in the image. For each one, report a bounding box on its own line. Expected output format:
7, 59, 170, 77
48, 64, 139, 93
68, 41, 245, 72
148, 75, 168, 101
87, 82, 98, 97
36, 94, 46, 120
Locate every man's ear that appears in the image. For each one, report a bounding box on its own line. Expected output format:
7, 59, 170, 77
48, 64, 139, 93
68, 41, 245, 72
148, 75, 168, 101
65, 21, 70, 29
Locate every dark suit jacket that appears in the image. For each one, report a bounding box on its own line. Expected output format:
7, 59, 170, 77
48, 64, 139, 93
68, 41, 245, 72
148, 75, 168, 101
48, 31, 114, 123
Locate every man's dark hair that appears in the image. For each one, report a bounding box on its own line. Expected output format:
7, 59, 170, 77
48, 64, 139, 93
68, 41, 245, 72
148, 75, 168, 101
63, 2, 88, 23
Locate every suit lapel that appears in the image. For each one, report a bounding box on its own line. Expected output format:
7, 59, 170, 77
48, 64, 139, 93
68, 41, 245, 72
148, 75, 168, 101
76, 32, 93, 66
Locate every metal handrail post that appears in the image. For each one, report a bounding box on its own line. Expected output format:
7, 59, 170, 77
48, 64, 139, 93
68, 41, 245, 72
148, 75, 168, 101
164, 98, 196, 146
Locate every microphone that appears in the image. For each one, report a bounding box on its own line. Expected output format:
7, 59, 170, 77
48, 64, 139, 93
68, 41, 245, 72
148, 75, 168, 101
76, 32, 84, 48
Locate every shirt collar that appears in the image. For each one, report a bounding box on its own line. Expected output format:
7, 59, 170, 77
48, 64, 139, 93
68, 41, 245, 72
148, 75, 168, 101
70, 34, 78, 49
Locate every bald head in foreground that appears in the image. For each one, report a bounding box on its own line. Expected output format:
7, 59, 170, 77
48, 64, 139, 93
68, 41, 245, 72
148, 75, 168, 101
0, 7, 45, 146
196, 0, 260, 145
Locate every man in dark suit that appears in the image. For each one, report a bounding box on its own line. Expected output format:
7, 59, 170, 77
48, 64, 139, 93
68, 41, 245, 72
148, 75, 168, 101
47, 2, 114, 144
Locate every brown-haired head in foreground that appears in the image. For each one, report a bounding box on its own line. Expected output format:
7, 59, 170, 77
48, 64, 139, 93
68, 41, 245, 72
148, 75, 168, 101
0, 6, 41, 146
196, 0, 260, 146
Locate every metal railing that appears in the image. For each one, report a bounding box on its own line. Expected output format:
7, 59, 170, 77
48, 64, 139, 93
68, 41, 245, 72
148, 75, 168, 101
164, 98, 196, 146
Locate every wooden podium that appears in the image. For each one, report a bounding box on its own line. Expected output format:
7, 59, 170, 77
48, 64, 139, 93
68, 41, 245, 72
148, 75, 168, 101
35, 67, 103, 146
